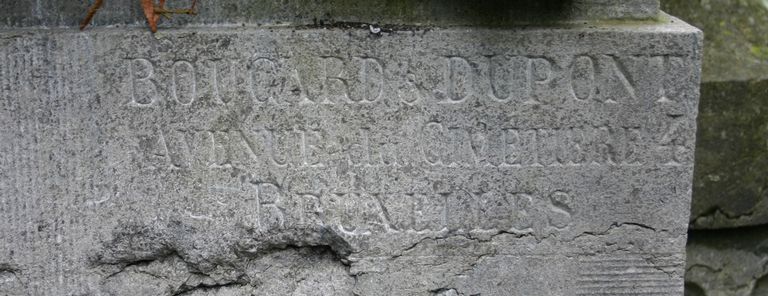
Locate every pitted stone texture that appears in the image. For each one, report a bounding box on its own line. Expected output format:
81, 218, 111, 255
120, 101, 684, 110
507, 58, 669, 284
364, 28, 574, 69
1, 0, 660, 28
0, 20, 700, 295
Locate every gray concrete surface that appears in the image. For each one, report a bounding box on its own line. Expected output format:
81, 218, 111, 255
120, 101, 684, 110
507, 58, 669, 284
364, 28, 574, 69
0, 21, 701, 295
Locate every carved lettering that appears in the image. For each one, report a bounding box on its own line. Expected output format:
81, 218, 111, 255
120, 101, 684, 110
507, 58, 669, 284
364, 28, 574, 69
570, 55, 597, 101
422, 122, 446, 166
439, 56, 472, 103
603, 55, 638, 103
548, 191, 573, 229
265, 128, 291, 167
487, 55, 528, 102
118, 53, 693, 108
298, 127, 324, 167
250, 58, 279, 103
255, 182, 286, 230
136, 123, 655, 170
658, 115, 690, 165
209, 130, 232, 168
323, 57, 349, 104
128, 58, 158, 106
171, 60, 196, 105
211, 59, 240, 105
351, 57, 384, 102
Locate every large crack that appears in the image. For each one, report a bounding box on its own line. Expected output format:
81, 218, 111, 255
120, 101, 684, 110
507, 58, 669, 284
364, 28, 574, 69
92, 221, 358, 295
92, 218, 680, 295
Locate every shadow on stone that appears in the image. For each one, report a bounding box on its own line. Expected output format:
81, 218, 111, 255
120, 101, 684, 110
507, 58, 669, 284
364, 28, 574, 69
690, 79, 768, 229
685, 282, 707, 296
754, 274, 768, 296
405, 0, 575, 25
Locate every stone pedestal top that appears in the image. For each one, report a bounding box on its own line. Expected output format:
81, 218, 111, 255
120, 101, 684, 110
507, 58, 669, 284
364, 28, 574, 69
2, 0, 660, 28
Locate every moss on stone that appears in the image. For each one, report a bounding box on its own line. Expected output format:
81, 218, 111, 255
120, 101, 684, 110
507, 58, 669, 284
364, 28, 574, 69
663, 0, 768, 82
691, 79, 768, 228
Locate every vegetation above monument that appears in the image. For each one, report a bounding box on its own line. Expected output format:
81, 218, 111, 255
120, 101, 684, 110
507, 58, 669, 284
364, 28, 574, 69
80, 0, 197, 32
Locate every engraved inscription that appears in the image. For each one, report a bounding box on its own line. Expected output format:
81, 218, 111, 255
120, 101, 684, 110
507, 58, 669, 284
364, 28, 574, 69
569, 55, 596, 101
351, 57, 384, 103
250, 57, 279, 103
211, 59, 243, 105
120, 54, 694, 107
171, 60, 196, 105
204, 176, 576, 236
0, 28, 700, 293
136, 124, 657, 170
128, 58, 158, 106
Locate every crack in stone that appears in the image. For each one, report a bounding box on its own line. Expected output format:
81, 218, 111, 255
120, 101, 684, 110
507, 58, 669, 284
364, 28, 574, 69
99, 251, 181, 281
391, 230, 536, 259
429, 287, 463, 295
571, 221, 666, 241
691, 206, 758, 227
687, 263, 722, 274
171, 275, 249, 296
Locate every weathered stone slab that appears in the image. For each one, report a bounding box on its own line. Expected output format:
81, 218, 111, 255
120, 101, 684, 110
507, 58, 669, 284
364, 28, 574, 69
0, 20, 700, 295
1, 0, 660, 28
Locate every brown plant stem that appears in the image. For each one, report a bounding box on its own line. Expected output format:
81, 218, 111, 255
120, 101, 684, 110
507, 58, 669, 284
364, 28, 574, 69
79, 0, 105, 30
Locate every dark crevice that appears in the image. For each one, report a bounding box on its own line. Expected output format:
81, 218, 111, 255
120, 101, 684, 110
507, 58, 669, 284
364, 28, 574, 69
172, 277, 249, 296
687, 224, 768, 253
684, 281, 707, 296
0, 263, 21, 274
753, 274, 768, 296
691, 206, 757, 227
687, 263, 721, 274
430, 287, 460, 295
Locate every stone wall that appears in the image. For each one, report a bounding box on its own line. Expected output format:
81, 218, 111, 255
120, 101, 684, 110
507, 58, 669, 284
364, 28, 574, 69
662, 0, 768, 295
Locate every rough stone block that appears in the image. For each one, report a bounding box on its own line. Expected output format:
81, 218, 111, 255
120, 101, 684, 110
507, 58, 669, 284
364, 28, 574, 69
690, 80, 768, 229
0, 19, 700, 296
